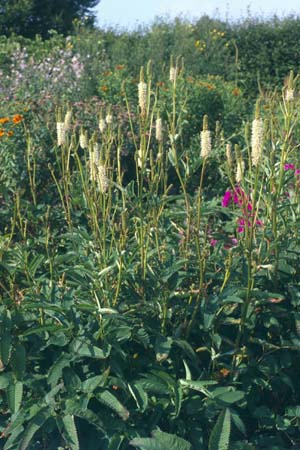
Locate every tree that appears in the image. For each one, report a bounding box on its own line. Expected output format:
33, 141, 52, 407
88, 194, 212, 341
0, 0, 101, 38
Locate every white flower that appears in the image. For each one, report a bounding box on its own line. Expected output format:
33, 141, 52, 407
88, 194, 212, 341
79, 131, 88, 149
155, 118, 163, 142
106, 114, 113, 124
285, 88, 294, 102
169, 67, 177, 82
201, 130, 212, 158
251, 118, 263, 166
97, 165, 109, 193
236, 159, 245, 183
56, 122, 66, 146
99, 118, 106, 133
138, 81, 147, 113
64, 110, 72, 131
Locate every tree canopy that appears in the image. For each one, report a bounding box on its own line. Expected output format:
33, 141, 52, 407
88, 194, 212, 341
0, 0, 101, 38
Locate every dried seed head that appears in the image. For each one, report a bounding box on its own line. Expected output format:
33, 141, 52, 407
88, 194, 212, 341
226, 143, 233, 167
236, 159, 245, 183
138, 81, 147, 114
155, 117, 163, 142
251, 118, 263, 166
56, 122, 66, 146
99, 118, 106, 133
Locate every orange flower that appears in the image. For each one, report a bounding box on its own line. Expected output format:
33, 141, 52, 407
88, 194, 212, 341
115, 64, 125, 70
13, 114, 23, 124
101, 85, 109, 92
7, 130, 14, 137
0, 129, 5, 137
219, 368, 230, 378
0, 117, 10, 124
232, 88, 241, 96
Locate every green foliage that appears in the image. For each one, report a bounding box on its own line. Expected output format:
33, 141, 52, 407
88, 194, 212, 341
1, 19, 300, 450
0, 0, 100, 38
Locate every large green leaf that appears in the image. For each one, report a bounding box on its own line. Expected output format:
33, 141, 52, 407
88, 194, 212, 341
128, 382, 148, 412
130, 431, 192, 450
97, 390, 129, 420
61, 415, 79, 450
11, 343, 26, 381
7, 381, 23, 414
18, 410, 48, 450
47, 354, 73, 387
70, 339, 111, 359
208, 408, 231, 450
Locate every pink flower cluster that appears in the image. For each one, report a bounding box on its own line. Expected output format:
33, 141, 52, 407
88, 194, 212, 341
222, 186, 263, 233
284, 163, 300, 177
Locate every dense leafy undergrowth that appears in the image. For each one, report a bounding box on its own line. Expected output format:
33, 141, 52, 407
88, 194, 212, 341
0, 27, 300, 450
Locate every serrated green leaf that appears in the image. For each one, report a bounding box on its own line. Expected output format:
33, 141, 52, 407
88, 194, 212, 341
11, 344, 26, 381
0, 372, 12, 389
82, 368, 110, 393
70, 339, 110, 359
3, 425, 24, 450
61, 415, 79, 450
63, 367, 81, 393
230, 410, 246, 436
130, 437, 164, 450
214, 390, 245, 405
128, 382, 148, 412
7, 381, 23, 413
155, 335, 173, 362
209, 408, 231, 450
180, 379, 217, 397
0, 330, 12, 365
48, 354, 73, 387
130, 431, 192, 450
18, 410, 48, 450
97, 390, 129, 420
108, 434, 125, 450
173, 382, 183, 418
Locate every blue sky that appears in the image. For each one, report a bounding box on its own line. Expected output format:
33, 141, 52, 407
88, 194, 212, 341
94, 0, 300, 28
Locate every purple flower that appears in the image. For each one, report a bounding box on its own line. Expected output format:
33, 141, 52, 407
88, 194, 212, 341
210, 239, 218, 247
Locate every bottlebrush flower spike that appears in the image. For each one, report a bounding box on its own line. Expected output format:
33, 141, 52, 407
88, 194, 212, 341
97, 165, 109, 193
251, 104, 263, 167
64, 110, 72, 131
236, 159, 245, 183
56, 122, 66, 146
226, 142, 233, 167
79, 129, 88, 149
138, 67, 147, 115
99, 118, 106, 133
201, 115, 211, 159
156, 116, 163, 142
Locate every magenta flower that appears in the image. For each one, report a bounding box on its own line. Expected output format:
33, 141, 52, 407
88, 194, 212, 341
284, 163, 295, 171
222, 190, 232, 207
210, 239, 218, 247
